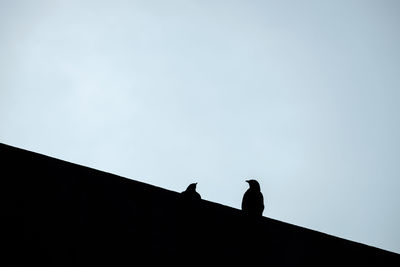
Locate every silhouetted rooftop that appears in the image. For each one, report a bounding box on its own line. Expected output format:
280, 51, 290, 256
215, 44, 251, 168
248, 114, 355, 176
1, 143, 399, 266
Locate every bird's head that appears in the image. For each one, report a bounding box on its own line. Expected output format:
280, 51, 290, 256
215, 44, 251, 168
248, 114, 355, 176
186, 182, 197, 191
246, 179, 261, 191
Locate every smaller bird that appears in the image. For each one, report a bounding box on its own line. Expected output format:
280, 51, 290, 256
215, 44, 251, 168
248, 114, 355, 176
242, 179, 264, 216
181, 182, 201, 200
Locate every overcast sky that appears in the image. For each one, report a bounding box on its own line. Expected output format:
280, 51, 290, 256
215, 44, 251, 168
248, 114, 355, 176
1, 0, 399, 253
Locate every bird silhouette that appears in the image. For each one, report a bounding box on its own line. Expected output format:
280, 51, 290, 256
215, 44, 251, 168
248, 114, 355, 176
181, 183, 201, 200
242, 179, 264, 216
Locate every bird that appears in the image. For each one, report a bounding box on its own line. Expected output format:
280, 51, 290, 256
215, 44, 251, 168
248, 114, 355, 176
181, 183, 201, 200
241, 179, 264, 216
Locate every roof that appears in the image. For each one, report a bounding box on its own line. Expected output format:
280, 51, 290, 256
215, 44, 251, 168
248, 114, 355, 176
1, 143, 399, 266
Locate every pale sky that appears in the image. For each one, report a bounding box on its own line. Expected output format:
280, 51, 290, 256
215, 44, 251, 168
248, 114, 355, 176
1, 0, 399, 253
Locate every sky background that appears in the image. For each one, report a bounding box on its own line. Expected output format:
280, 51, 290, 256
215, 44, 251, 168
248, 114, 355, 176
1, 0, 399, 253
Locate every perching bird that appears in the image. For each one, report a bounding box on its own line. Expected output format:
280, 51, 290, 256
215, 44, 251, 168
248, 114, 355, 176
181, 183, 201, 200
242, 179, 264, 216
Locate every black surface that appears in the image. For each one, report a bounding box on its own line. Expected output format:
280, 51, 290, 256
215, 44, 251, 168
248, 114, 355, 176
1, 143, 399, 266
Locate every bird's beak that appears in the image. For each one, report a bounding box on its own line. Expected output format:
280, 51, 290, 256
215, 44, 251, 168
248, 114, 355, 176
245, 180, 249, 183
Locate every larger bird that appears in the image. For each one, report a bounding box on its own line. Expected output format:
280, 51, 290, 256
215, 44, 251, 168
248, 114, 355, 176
242, 179, 264, 216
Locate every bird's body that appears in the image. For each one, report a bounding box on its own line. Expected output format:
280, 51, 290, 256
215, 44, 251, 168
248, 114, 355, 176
181, 183, 201, 200
242, 179, 264, 216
